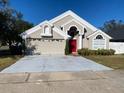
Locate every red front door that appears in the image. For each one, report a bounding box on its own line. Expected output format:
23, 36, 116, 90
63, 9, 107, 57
69, 39, 77, 53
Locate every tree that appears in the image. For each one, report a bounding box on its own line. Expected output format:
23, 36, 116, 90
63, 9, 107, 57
0, 0, 33, 49
100, 20, 124, 40
0, 0, 9, 7
100, 19, 124, 32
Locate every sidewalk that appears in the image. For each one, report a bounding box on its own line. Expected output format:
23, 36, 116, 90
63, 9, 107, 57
0, 70, 124, 93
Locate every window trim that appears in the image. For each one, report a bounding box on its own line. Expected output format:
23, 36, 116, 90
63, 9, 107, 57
95, 35, 104, 39
44, 25, 50, 34
60, 19, 84, 35
67, 25, 81, 35
41, 25, 52, 36
92, 34, 106, 50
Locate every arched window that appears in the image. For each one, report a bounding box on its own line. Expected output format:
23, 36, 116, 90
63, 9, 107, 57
92, 34, 105, 50
68, 26, 79, 38
96, 35, 103, 39
44, 25, 50, 35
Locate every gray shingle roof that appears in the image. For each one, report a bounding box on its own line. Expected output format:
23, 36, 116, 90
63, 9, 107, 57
106, 30, 124, 40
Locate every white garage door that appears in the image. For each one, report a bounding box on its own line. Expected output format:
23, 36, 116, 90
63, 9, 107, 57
35, 39, 65, 55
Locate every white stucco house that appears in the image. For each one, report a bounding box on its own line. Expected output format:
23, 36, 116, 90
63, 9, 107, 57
21, 10, 112, 55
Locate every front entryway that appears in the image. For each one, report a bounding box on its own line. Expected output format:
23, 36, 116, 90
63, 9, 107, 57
67, 26, 79, 53
69, 39, 77, 53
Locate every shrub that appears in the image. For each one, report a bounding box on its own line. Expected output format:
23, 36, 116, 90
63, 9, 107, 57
65, 39, 70, 55
77, 48, 90, 56
78, 48, 115, 56
10, 45, 22, 55
90, 50, 97, 55
77, 49, 81, 55
109, 49, 115, 55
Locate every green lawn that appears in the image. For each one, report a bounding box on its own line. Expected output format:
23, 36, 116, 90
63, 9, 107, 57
0, 55, 22, 71
85, 55, 124, 69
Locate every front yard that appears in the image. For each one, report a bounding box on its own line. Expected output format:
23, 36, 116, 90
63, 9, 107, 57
0, 46, 23, 71
0, 55, 22, 71
85, 55, 124, 69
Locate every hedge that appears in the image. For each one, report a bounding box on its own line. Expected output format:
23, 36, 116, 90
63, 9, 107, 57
78, 48, 115, 56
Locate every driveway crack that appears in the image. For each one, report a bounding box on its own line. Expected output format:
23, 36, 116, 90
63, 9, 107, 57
41, 59, 46, 72
25, 73, 30, 82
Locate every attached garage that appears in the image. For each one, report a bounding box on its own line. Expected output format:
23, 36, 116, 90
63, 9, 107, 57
26, 38, 66, 55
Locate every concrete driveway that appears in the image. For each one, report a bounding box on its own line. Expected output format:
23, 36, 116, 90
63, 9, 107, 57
1, 55, 112, 73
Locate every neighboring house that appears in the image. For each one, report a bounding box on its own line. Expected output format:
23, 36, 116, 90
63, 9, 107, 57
21, 10, 112, 55
107, 30, 124, 54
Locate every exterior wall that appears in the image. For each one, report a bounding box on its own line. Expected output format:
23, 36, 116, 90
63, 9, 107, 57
25, 14, 110, 55
53, 15, 94, 34
26, 39, 66, 55
82, 38, 89, 48
64, 21, 84, 34
28, 29, 41, 38
74, 35, 80, 50
106, 39, 110, 49
82, 32, 95, 49
52, 30, 64, 39
53, 15, 74, 29
109, 42, 124, 54
87, 32, 110, 49
25, 23, 65, 55
27, 27, 64, 39
52, 15, 95, 49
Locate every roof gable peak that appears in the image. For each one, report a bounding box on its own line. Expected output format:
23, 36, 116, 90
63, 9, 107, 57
49, 10, 97, 31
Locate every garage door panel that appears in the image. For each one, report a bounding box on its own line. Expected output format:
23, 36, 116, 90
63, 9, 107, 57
32, 40, 65, 55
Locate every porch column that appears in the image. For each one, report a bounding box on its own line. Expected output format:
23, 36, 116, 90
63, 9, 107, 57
78, 27, 84, 49
79, 34, 82, 49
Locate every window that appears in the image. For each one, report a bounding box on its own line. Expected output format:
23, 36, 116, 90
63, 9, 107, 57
41, 25, 52, 36
60, 26, 63, 30
96, 35, 103, 39
68, 26, 79, 38
44, 25, 50, 35
92, 34, 106, 49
